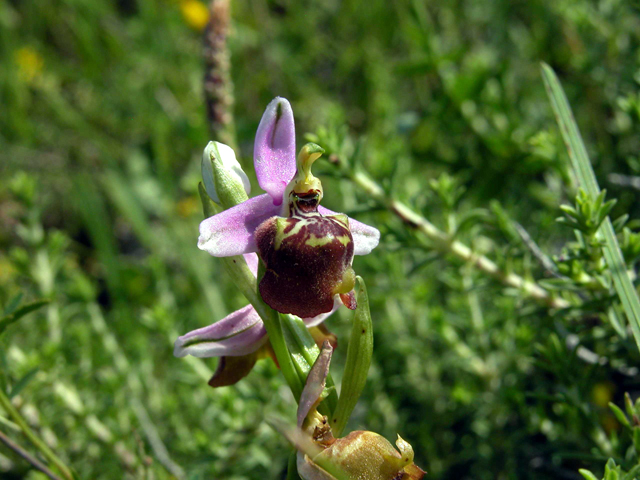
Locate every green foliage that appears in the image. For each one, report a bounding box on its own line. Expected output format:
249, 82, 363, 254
3, 0, 640, 479
330, 277, 373, 437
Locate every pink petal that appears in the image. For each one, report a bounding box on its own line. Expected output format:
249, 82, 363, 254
198, 194, 281, 256
303, 296, 342, 327
254, 97, 297, 205
297, 341, 333, 428
173, 304, 267, 358
318, 206, 380, 255
243, 253, 259, 277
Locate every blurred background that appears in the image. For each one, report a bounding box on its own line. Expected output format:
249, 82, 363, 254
2, 0, 640, 478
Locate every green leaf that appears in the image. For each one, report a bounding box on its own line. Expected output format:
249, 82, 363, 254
330, 277, 374, 437
609, 402, 630, 428
541, 63, 640, 354
0, 299, 50, 336
623, 464, 640, 480
286, 450, 302, 480
579, 469, 600, 480
633, 427, 640, 455
3, 292, 23, 316
8, 368, 39, 399
607, 306, 628, 339
605, 459, 620, 480
625, 392, 635, 419
198, 182, 218, 218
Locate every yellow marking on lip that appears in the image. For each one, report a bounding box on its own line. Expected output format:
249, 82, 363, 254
331, 214, 349, 229
275, 218, 305, 250
305, 233, 335, 247
332, 267, 356, 295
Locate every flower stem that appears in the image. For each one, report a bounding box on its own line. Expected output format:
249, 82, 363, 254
0, 388, 74, 480
0, 428, 63, 480
347, 169, 570, 309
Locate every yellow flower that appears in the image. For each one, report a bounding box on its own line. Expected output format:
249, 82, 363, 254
180, 0, 209, 31
591, 382, 614, 408
176, 196, 199, 218
15, 47, 43, 83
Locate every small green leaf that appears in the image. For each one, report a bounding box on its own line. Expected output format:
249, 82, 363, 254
198, 182, 219, 218
330, 277, 374, 437
623, 464, 640, 480
633, 427, 640, 455
609, 402, 630, 428
605, 459, 620, 480
579, 469, 600, 480
0, 299, 50, 336
625, 392, 635, 419
3, 292, 23, 316
607, 306, 628, 339
9, 368, 39, 399
612, 214, 629, 232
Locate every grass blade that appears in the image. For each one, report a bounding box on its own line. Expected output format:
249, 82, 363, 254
9, 367, 40, 399
0, 299, 50, 336
541, 63, 640, 353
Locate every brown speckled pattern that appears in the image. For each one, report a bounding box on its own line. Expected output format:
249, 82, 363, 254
256, 210, 354, 318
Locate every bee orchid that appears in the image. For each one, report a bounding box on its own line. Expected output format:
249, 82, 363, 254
174, 97, 379, 385
197, 97, 380, 317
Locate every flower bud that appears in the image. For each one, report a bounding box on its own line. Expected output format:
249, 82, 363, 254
299, 431, 425, 480
202, 141, 251, 208
274, 342, 426, 480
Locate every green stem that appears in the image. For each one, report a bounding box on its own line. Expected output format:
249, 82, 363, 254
286, 451, 301, 480
0, 428, 62, 480
346, 169, 570, 309
260, 305, 304, 399
0, 389, 74, 480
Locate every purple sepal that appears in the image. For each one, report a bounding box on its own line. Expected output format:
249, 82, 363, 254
198, 193, 281, 256
173, 304, 267, 358
297, 341, 333, 428
318, 206, 380, 255
254, 97, 297, 205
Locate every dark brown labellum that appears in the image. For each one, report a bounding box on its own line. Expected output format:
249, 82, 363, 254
255, 211, 355, 318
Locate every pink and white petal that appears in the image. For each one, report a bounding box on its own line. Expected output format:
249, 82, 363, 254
297, 341, 333, 428
198, 194, 281, 257
173, 304, 267, 358
318, 206, 381, 255
243, 253, 259, 277
303, 296, 342, 327
254, 97, 297, 205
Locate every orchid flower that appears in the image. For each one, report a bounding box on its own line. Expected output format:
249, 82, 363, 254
174, 97, 379, 385
198, 97, 380, 316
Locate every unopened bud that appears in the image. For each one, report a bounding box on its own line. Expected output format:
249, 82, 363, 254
202, 141, 251, 208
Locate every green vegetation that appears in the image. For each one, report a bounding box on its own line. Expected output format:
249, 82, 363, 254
2, 0, 640, 478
